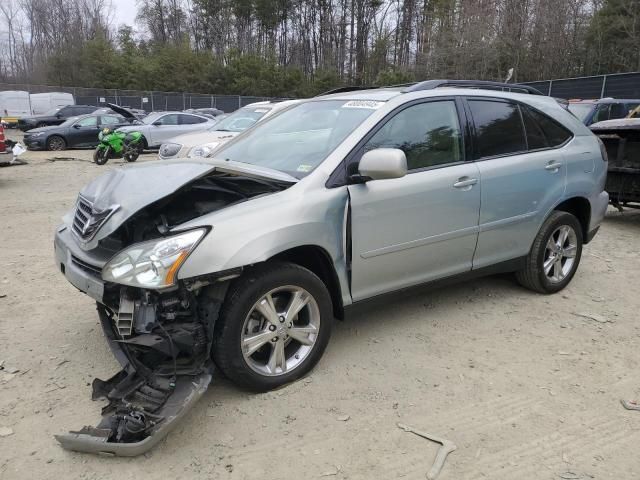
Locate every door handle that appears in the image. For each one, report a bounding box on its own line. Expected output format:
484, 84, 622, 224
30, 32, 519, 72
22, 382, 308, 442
545, 161, 562, 171
453, 177, 478, 189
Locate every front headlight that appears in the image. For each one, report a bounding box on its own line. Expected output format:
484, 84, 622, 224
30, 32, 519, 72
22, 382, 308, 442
102, 229, 206, 288
159, 142, 182, 158
188, 142, 220, 158
30, 132, 45, 137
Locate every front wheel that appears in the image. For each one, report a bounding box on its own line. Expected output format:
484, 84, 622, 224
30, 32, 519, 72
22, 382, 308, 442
516, 211, 583, 294
213, 262, 334, 392
93, 147, 110, 165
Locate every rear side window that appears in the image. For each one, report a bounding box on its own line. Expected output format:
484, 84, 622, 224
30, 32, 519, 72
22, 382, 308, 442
469, 100, 526, 158
524, 106, 572, 147
180, 114, 207, 125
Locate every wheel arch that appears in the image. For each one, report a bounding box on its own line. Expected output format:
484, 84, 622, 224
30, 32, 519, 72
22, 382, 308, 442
553, 196, 591, 242
47, 134, 67, 150
270, 245, 345, 320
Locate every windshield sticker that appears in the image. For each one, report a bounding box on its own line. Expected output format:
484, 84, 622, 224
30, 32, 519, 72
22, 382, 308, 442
296, 164, 313, 173
342, 100, 384, 109
253, 109, 269, 113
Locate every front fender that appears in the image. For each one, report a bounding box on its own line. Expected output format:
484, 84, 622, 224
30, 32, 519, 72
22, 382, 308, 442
177, 185, 351, 305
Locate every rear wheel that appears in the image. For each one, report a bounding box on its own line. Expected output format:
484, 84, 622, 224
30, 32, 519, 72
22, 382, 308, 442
516, 211, 583, 294
124, 150, 139, 162
213, 262, 333, 392
46, 135, 66, 151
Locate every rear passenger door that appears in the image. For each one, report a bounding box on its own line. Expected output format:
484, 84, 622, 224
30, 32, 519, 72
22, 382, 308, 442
348, 99, 481, 301
468, 98, 571, 269
147, 113, 183, 146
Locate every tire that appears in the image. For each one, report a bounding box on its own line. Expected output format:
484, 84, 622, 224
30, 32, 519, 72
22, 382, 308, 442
124, 151, 139, 162
46, 135, 66, 151
93, 147, 110, 165
516, 211, 583, 294
137, 137, 147, 153
213, 262, 334, 392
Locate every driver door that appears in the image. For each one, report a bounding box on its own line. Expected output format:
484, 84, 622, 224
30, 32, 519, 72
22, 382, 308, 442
347, 100, 481, 301
147, 113, 182, 146
72, 116, 101, 147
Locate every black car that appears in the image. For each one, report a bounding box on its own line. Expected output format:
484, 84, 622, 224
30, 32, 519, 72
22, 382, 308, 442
23, 113, 129, 151
18, 105, 99, 131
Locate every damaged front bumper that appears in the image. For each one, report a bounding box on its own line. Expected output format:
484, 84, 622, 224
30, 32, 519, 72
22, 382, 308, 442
54, 227, 222, 456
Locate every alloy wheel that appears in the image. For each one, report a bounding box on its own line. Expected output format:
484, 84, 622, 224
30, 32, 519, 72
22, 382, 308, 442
543, 225, 578, 283
241, 286, 320, 376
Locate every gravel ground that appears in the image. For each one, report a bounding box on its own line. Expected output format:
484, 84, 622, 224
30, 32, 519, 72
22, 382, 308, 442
1, 129, 639, 480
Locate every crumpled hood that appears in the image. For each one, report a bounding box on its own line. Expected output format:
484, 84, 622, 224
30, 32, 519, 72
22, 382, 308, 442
64, 158, 297, 251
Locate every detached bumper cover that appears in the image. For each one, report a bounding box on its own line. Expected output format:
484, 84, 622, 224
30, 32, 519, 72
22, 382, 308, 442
55, 371, 212, 457
54, 306, 215, 456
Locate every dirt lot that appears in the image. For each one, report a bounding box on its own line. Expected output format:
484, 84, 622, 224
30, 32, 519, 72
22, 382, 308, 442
1, 129, 639, 480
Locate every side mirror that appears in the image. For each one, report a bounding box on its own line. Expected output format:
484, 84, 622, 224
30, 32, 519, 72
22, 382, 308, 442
73, 124, 81, 129
152, 121, 162, 126
354, 148, 407, 182
55, 113, 62, 118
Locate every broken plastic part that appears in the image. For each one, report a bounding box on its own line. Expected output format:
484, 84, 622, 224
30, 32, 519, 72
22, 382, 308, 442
55, 370, 212, 456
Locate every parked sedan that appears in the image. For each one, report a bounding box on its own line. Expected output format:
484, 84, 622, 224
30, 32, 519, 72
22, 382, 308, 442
116, 111, 216, 149
18, 105, 99, 131
159, 100, 300, 159
23, 113, 129, 151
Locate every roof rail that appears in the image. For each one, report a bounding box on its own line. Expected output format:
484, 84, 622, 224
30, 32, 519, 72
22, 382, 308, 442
403, 80, 544, 95
315, 86, 372, 96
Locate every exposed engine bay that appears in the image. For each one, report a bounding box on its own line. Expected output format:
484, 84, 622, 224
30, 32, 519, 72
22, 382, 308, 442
55, 169, 292, 456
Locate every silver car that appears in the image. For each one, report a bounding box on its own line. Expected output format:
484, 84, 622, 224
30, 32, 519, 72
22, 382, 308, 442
116, 111, 217, 149
54, 80, 608, 455
159, 100, 300, 159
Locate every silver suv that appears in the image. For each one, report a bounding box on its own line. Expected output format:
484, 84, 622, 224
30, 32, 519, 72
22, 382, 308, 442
54, 80, 608, 455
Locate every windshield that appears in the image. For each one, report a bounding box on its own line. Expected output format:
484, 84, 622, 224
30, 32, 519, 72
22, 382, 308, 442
215, 100, 383, 178
210, 107, 271, 133
568, 103, 594, 122
141, 112, 164, 124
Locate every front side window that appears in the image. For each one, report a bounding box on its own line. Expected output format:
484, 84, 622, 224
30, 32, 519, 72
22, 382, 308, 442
361, 100, 462, 170
592, 104, 610, 123
158, 114, 179, 125
101, 115, 123, 125
215, 100, 380, 178
469, 100, 526, 158
75, 116, 98, 127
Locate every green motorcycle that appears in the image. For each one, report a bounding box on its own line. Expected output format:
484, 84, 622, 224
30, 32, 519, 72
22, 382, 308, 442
93, 128, 143, 165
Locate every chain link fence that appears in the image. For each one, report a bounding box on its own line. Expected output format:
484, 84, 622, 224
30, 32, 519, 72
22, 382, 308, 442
522, 72, 640, 99
0, 83, 277, 113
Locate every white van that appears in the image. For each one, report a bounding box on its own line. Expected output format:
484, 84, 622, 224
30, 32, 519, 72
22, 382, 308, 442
29, 92, 75, 115
0, 91, 31, 125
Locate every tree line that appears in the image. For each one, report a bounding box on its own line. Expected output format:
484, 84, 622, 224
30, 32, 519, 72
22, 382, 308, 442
0, 0, 639, 97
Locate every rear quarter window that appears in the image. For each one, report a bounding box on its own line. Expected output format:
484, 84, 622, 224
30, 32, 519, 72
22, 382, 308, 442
524, 106, 573, 147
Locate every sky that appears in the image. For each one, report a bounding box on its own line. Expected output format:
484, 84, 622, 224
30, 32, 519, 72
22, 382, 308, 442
111, 0, 138, 28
